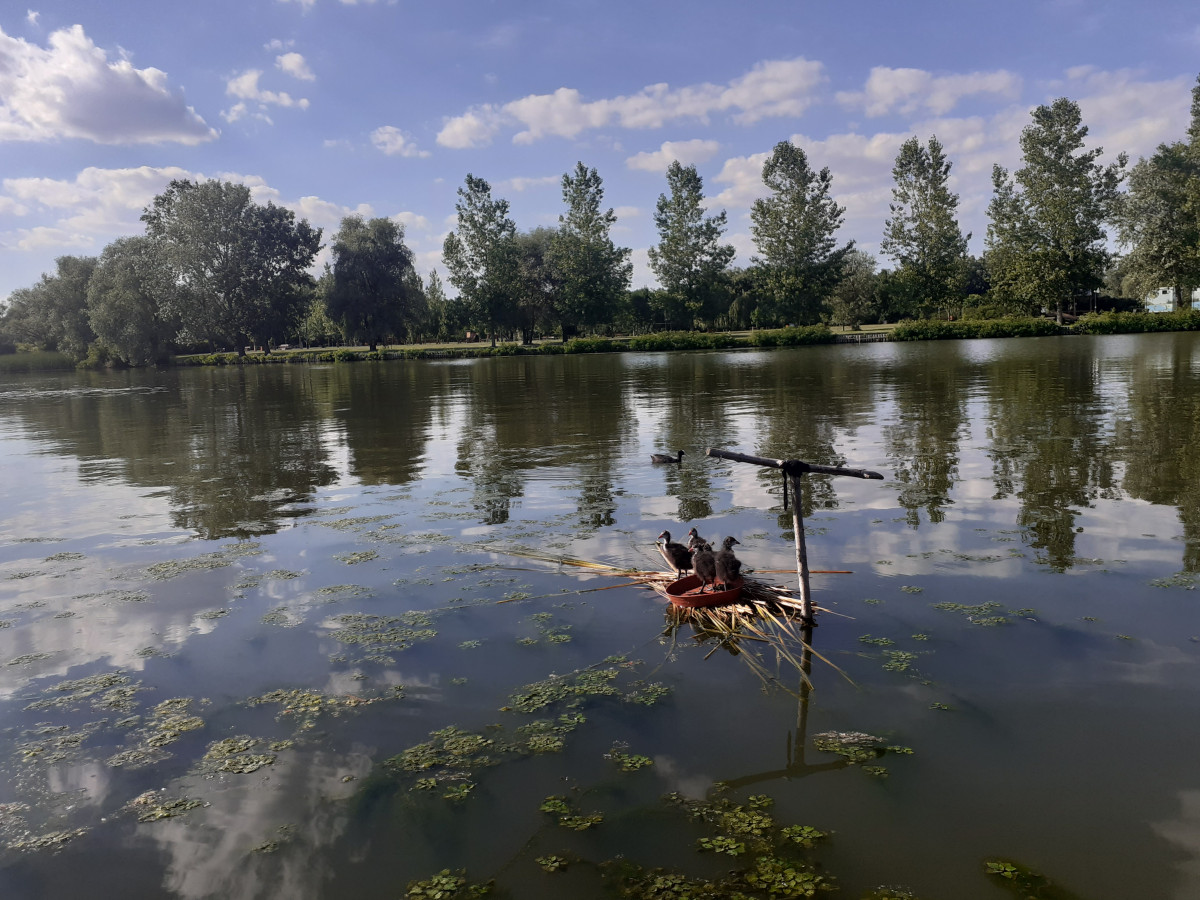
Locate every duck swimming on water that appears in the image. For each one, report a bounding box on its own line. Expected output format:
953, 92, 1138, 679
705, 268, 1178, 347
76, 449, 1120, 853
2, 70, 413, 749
651, 449, 685, 464
657, 530, 693, 575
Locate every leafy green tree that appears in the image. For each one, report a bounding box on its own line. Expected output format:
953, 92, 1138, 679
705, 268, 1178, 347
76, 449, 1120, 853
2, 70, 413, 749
443, 174, 519, 347
647, 161, 735, 328
513, 228, 561, 345
3, 255, 98, 357
326, 215, 423, 351
881, 136, 970, 319
1114, 75, 1200, 309
142, 179, 321, 354
86, 237, 179, 366
549, 162, 631, 340
828, 250, 879, 330
986, 99, 1126, 322
750, 141, 853, 325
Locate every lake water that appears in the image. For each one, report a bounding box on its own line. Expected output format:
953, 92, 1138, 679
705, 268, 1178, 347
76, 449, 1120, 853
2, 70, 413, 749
2, 334, 1200, 899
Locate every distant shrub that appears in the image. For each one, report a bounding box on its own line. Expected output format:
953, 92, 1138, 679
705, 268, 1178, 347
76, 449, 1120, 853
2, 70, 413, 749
627, 331, 736, 351
332, 349, 359, 361
0, 350, 76, 373
747, 325, 835, 347
891, 317, 1063, 341
537, 342, 565, 354
564, 337, 615, 354
1072, 309, 1200, 335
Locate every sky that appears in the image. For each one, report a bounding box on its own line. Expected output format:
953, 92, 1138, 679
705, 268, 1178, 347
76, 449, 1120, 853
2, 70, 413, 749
1, 0, 1198, 304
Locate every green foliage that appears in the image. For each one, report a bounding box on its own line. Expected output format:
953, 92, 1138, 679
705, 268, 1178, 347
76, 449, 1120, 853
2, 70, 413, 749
890, 317, 1063, 340
3, 255, 98, 358
86, 236, 178, 366
326, 215, 424, 351
627, 330, 740, 351
881, 136, 970, 319
746, 325, 835, 346
564, 336, 615, 353
549, 162, 632, 340
985, 99, 1126, 320
751, 141, 853, 325
0, 350, 77, 373
1072, 309, 1200, 334
142, 179, 321, 353
648, 161, 736, 327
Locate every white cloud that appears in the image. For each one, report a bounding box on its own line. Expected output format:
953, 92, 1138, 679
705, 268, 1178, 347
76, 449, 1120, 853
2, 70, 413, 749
436, 106, 504, 149
499, 175, 559, 192
626, 139, 721, 172
437, 56, 826, 148
25, 10, 38, 25
0, 24, 216, 144
1060, 67, 1191, 162
837, 67, 1021, 117
613, 206, 639, 219
276, 52, 315, 81
392, 211, 430, 231
370, 125, 430, 158
224, 69, 310, 122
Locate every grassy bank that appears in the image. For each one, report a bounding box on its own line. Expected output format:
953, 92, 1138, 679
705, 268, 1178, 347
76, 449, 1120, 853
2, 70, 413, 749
0, 350, 76, 374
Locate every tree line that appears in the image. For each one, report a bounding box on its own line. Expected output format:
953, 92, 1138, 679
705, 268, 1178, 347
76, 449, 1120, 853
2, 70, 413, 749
3, 75, 1199, 365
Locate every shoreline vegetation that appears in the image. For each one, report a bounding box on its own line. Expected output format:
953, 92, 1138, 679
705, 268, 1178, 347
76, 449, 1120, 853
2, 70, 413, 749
6, 310, 1200, 373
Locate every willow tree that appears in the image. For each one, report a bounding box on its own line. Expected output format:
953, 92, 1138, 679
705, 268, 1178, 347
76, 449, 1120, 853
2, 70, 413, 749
750, 141, 853, 325
648, 161, 735, 327
881, 135, 970, 319
326, 216, 423, 351
986, 99, 1125, 322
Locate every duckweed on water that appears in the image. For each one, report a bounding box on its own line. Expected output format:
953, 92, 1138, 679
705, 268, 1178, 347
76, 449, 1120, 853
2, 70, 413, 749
605, 741, 653, 771
128, 791, 207, 822
25, 671, 140, 712
336, 550, 380, 565
535, 854, 569, 872
404, 869, 492, 899
328, 612, 437, 651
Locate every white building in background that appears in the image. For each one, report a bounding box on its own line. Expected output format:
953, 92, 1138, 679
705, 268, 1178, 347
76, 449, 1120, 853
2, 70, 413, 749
1145, 287, 1200, 312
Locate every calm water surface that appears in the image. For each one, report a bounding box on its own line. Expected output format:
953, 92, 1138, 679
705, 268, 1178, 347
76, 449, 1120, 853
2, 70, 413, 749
2, 334, 1200, 899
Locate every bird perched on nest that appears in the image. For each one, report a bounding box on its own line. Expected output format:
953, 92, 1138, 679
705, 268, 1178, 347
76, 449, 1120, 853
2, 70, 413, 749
657, 530, 693, 575
651, 449, 684, 464
688, 532, 717, 593
714, 536, 742, 590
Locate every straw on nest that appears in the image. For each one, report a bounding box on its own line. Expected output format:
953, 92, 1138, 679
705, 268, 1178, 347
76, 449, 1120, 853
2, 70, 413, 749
490, 547, 850, 691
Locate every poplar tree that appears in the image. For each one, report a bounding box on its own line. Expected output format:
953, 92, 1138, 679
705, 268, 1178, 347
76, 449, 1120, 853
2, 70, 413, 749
750, 141, 853, 325
648, 161, 735, 326
442, 174, 519, 347
881, 136, 970, 319
1114, 74, 1200, 307
985, 99, 1125, 322
549, 162, 631, 341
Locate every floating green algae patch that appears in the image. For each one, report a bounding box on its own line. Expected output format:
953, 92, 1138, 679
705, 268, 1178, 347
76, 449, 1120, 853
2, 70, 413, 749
25, 671, 143, 712
811, 732, 913, 767
128, 791, 207, 822
144, 541, 263, 580
984, 858, 1086, 899
931, 600, 1020, 625
336, 550, 380, 565
107, 697, 207, 768
246, 687, 388, 731
404, 869, 493, 899
328, 611, 437, 651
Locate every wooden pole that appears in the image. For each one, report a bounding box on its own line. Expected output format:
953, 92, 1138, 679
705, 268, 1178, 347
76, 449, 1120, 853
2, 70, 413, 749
705, 447, 883, 626
789, 471, 814, 624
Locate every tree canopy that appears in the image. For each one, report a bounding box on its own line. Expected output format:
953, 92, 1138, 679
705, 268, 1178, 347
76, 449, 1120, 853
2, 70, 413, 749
986, 99, 1125, 321
750, 141, 853, 325
648, 161, 735, 327
326, 215, 424, 351
881, 135, 970, 319
443, 174, 519, 347
142, 179, 321, 353
549, 162, 631, 340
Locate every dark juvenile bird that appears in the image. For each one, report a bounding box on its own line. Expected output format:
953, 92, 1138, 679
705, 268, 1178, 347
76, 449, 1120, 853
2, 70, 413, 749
714, 536, 742, 590
689, 533, 717, 592
651, 449, 685, 464
657, 530, 693, 575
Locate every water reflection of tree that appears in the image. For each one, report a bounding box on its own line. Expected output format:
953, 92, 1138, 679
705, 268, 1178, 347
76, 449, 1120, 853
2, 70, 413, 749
882, 345, 973, 529
752, 348, 878, 523
984, 343, 1116, 570
329, 362, 444, 486
3, 368, 337, 539
1117, 335, 1200, 572
453, 355, 632, 527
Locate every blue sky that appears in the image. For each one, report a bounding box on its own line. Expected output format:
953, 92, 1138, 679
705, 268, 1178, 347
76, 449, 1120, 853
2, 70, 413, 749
1, 0, 1197, 303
